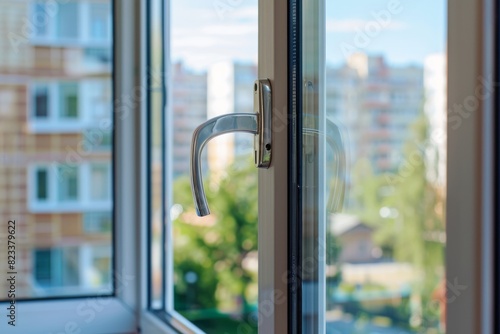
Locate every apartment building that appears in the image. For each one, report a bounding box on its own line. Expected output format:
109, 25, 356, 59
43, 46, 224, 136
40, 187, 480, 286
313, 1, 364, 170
171, 62, 207, 178
327, 53, 424, 174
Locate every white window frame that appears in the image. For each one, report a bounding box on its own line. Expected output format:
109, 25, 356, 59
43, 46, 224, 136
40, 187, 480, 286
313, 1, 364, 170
28, 162, 112, 213
29, 79, 110, 133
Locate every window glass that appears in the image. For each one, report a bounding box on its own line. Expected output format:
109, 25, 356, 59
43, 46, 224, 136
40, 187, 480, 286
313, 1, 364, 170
0, 0, 113, 299
90, 164, 110, 201
33, 2, 49, 37
36, 168, 48, 200
299, 0, 447, 332
34, 84, 49, 118
34, 249, 52, 285
89, 3, 111, 40
57, 3, 79, 39
59, 82, 79, 119
149, 0, 259, 332
58, 166, 79, 201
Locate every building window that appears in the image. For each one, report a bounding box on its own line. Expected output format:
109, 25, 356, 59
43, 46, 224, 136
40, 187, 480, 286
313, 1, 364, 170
30, 163, 112, 212
34, 248, 80, 288
33, 2, 49, 37
58, 166, 79, 202
34, 249, 52, 286
34, 84, 49, 118
89, 3, 111, 41
35, 168, 49, 200
31, 1, 111, 44
59, 82, 79, 119
90, 164, 110, 201
30, 80, 111, 132
56, 3, 79, 39
33, 245, 112, 297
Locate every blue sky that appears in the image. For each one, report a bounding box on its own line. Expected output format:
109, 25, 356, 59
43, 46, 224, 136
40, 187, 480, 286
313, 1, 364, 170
326, 0, 447, 65
171, 0, 447, 70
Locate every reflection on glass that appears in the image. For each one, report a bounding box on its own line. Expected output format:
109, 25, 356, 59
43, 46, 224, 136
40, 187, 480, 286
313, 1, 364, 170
301, 0, 447, 333
0, 0, 113, 299
165, 0, 259, 332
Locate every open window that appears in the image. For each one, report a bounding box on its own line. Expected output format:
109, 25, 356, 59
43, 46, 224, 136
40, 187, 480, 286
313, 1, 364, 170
0, 0, 497, 333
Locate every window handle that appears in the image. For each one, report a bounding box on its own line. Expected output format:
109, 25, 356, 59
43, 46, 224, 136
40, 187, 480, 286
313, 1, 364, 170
190, 79, 272, 217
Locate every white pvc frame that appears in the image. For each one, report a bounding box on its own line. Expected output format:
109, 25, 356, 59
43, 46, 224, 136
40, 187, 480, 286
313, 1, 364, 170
447, 0, 496, 333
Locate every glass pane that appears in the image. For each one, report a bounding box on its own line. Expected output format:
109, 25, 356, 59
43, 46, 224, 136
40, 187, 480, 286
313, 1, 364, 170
36, 168, 48, 200
57, 2, 79, 39
59, 82, 79, 118
149, 0, 259, 331
34, 2, 49, 37
89, 3, 111, 40
0, 0, 113, 299
34, 84, 49, 118
300, 0, 447, 333
58, 166, 79, 201
90, 164, 110, 200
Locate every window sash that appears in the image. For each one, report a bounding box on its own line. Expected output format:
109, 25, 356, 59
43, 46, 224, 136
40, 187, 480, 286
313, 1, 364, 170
0, 1, 136, 333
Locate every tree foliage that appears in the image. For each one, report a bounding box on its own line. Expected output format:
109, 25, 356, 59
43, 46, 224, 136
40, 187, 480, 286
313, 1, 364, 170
173, 157, 258, 313
349, 113, 446, 327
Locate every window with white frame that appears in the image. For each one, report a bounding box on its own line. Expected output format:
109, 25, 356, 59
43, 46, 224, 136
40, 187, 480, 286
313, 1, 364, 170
34, 247, 80, 288
32, 0, 111, 44
33, 244, 112, 294
30, 163, 112, 212
30, 80, 111, 132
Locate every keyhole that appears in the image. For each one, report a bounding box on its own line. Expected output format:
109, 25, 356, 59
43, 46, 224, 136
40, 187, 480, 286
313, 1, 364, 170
265, 143, 271, 151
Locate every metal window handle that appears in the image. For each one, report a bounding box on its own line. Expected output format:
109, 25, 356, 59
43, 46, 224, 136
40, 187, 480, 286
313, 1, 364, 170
190, 79, 272, 217
190, 78, 346, 217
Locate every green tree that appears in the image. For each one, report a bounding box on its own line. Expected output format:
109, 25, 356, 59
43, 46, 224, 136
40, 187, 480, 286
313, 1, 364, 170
349, 113, 446, 329
172, 157, 258, 314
